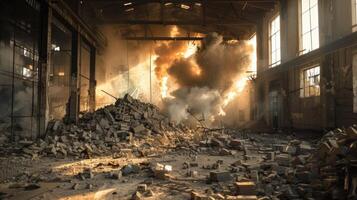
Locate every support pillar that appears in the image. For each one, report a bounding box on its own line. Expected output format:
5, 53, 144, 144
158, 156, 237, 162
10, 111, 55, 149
321, 54, 336, 129
89, 46, 96, 112
67, 30, 80, 123
38, 1, 51, 137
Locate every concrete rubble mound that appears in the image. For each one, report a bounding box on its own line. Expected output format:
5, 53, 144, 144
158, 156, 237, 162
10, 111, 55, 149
0, 94, 189, 158
1, 95, 357, 199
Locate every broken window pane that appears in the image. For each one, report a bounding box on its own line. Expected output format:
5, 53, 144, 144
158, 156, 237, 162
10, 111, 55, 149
300, 66, 320, 98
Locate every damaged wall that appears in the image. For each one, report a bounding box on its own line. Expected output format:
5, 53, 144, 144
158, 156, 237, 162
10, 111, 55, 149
256, 0, 357, 130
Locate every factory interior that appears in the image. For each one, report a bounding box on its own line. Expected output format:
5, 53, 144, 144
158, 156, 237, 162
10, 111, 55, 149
1, 0, 357, 199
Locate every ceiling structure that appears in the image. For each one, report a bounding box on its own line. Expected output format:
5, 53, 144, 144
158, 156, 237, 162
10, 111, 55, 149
85, 0, 278, 40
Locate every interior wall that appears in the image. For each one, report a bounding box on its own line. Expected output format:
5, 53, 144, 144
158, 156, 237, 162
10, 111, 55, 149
256, 0, 357, 130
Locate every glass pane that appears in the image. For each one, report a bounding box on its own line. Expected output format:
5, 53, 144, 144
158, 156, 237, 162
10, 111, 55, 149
80, 42, 91, 112
302, 12, 311, 34
310, 0, 318, 7
301, 0, 310, 13
303, 32, 311, 52
271, 20, 275, 34
310, 5, 319, 29
276, 49, 281, 63
311, 28, 319, 50
276, 32, 281, 51
0, 25, 14, 73
0, 74, 12, 123
272, 35, 276, 50
49, 19, 72, 120
276, 16, 280, 31
13, 80, 33, 116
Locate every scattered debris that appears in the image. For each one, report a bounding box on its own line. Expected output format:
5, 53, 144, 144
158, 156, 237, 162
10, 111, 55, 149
2, 95, 357, 200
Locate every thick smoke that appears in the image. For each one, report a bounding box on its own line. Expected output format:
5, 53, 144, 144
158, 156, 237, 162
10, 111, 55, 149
168, 32, 252, 92
161, 32, 253, 124
163, 87, 222, 124
154, 41, 186, 80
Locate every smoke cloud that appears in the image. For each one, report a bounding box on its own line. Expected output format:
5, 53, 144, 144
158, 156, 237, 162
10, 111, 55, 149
168, 32, 252, 92
159, 32, 253, 124
163, 87, 222, 124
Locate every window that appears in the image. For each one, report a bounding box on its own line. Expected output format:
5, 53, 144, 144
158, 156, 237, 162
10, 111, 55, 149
352, 0, 357, 32
300, 0, 319, 55
269, 15, 281, 67
300, 66, 320, 98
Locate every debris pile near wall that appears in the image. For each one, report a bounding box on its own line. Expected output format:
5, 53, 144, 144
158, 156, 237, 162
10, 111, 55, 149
0, 94, 191, 158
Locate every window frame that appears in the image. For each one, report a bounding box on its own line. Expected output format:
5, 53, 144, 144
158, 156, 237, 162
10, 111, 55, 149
352, 0, 357, 32
299, 0, 320, 55
269, 13, 281, 68
300, 65, 321, 98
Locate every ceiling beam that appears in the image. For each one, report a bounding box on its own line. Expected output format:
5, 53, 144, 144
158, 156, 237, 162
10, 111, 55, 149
87, 0, 276, 3
124, 36, 236, 40
125, 36, 205, 40
96, 19, 255, 26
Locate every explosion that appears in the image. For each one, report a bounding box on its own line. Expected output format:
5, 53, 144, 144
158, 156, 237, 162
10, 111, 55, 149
96, 26, 254, 127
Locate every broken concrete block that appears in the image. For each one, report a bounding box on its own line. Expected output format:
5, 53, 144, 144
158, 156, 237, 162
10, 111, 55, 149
266, 152, 275, 161
226, 195, 257, 200
72, 183, 80, 190
191, 191, 209, 200
219, 148, 231, 156
132, 191, 143, 200
132, 124, 146, 134
122, 164, 140, 176
86, 183, 93, 190
275, 154, 291, 166
188, 170, 198, 177
229, 139, 244, 149
99, 118, 110, 129
109, 170, 122, 180
24, 183, 41, 191
117, 131, 133, 141
346, 126, 357, 140
284, 145, 297, 155
235, 182, 256, 195
103, 108, 115, 124
146, 189, 155, 197
124, 93, 134, 103
137, 184, 147, 192
298, 142, 313, 154
209, 171, 232, 182
152, 163, 172, 179
211, 138, 224, 147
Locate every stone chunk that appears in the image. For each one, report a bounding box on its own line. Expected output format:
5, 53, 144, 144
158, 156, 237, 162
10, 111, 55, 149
137, 184, 147, 192
235, 182, 256, 195
275, 154, 291, 166
122, 164, 141, 176
191, 191, 209, 200
211, 138, 224, 147
152, 163, 172, 179
209, 171, 232, 182
132, 124, 146, 134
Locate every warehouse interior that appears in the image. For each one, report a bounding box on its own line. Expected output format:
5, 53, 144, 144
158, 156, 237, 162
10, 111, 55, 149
1, 0, 357, 199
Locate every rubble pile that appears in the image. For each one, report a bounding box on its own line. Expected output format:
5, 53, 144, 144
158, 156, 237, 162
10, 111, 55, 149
0, 94, 190, 158
2, 94, 357, 199
304, 126, 357, 199
185, 126, 357, 200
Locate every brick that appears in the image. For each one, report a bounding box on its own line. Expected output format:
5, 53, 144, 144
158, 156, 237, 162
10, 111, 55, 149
137, 184, 147, 192
209, 171, 232, 182
235, 182, 256, 195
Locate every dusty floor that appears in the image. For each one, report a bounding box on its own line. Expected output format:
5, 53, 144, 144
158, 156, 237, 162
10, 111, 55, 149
0, 131, 325, 200
0, 145, 247, 200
